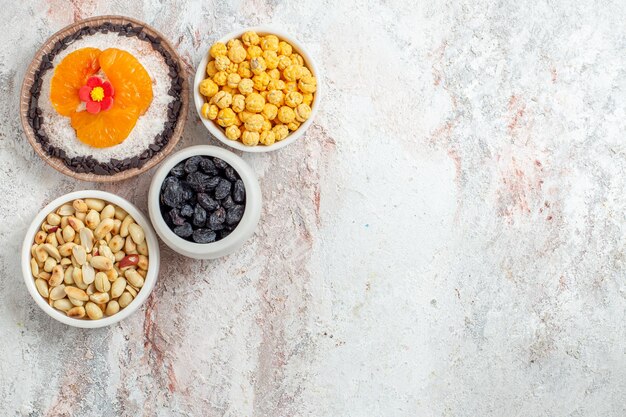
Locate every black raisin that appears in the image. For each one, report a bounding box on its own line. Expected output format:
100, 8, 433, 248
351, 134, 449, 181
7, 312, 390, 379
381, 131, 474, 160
161, 178, 184, 207
197, 193, 219, 211
219, 229, 232, 239
209, 207, 226, 228
170, 161, 185, 177
226, 205, 245, 225
213, 157, 228, 170
233, 179, 245, 203
192, 228, 217, 244
173, 222, 193, 238
169, 208, 186, 226
221, 195, 235, 209
193, 204, 207, 227
199, 157, 218, 175
180, 204, 194, 217
184, 156, 203, 173
224, 166, 238, 182
214, 179, 232, 200
188, 172, 219, 192
182, 187, 194, 201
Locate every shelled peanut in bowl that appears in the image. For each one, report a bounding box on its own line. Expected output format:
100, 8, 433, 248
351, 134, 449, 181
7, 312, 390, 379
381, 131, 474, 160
198, 30, 317, 146
29, 198, 149, 320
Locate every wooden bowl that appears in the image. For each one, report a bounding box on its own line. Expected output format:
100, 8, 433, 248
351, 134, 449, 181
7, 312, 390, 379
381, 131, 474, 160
19, 15, 189, 182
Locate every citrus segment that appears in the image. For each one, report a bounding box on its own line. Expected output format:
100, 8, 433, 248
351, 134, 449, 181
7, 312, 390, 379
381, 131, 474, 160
50, 48, 101, 116
99, 48, 153, 114
70, 106, 140, 148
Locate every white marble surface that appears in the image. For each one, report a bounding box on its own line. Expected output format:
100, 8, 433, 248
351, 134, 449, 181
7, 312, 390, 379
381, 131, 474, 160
1, 0, 626, 416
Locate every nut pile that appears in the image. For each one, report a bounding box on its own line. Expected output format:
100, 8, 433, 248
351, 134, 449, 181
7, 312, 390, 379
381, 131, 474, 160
198, 31, 317, 146
29, 198, 149, 320
160, 156, 246, 243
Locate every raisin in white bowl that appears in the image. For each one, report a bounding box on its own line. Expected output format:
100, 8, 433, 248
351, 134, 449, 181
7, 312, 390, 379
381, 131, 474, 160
148, 145, 262, 259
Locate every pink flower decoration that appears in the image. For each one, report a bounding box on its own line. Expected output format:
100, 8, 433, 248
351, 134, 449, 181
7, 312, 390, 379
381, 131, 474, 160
78, 76, 115, 114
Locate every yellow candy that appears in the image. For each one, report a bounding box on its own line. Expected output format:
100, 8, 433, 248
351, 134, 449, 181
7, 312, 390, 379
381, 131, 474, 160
277, 106, 296, 124
225, 125, 241, 141
228, 45, 247, 64
242, 130, 260, 146
242, 31, 260, 46
267, 79, 286, 91
253, 72, 271, 91
226, 62, 238, 74
244, 114, 264, 132
277, 55, 292, 71
283, 81, 298, 94
295, 103, 311, 122
267, 90, 284, 106
238, 78, 254, 95
263, 50, 279, 70
217, 108, 237, 127
199, 78, 219, 98
227, 38, 242, 49
239, 111, 253, 122
283, 65, 303, 81
290, 53, 304, 66
209, 42, 227, 58
201, 103, 213, 120
250, 57, 267, 75
237, 61, 252, 78
272, 124, 289, 141
215, 55, 231, 71
227, 73, 241, 89
298, 75, 317, 94
278, 41, 292, 56
260, 130, 276, 146
232, 94, 245, 113
208, 104, 219, 120
206, 61, 218, 77
212, 91, 232, 109
247, 45, 263, 59
221, 86, 235, 95
260, 35, 279, 51
262, 119, 272, 132
285, 91, 303, 108
267, 68, 280, 80
205, 33, 316, 143
245, 93, 265, 113
213, 71, 228, 86
262, 103, 278, 120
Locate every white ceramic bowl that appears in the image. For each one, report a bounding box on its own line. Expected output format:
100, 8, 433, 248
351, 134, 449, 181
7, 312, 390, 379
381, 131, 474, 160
21, 190, 160, 328
193, 26, 321, 152
148, 145, 262, 259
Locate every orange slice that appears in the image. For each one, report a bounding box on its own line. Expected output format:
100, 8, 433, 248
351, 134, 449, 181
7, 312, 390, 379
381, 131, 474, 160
98, 48, 153, 114
70, 105, 141, 148
50, 47, 154, 148
50, 48, 101, 116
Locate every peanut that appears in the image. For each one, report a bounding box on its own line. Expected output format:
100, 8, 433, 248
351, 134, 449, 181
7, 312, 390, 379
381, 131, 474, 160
65, 286, 88, 301
67, 306, 86, 318
91, 256, 113, 271
118, 292, 133, 308
30, 199, 149, 320
85, 302, 103, 320
105, 300, 120, 316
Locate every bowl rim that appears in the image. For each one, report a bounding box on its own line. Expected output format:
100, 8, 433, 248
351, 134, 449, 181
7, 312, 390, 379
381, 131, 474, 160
148, 145, 262, 259
21, 190, 160, 328
193, 25, 321, 153
19, 15, 189, 182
